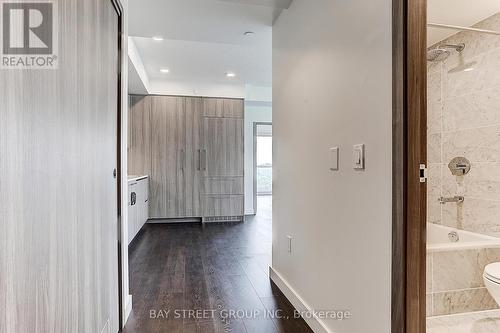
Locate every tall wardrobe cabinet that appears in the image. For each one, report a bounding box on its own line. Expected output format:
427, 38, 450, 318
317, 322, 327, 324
128, 95, 244, 222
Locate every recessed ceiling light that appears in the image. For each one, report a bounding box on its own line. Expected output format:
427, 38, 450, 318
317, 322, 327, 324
463, 67, 475, 72
160, 68, 170, 73
244, 31, 255, 36
226, 72, 236, 78
152, 36, 164, 41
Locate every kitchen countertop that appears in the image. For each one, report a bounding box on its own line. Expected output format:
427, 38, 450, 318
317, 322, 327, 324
128, 175, 148, 182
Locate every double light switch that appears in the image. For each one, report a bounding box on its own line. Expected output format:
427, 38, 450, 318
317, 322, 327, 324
329, 144, 366, 171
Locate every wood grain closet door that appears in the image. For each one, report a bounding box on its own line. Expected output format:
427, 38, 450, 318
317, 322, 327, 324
0, 0, 119, 332
184, 97, 202, 217
201, 98, 244, 219
202, 117, 244, 177
150, 96, 185, 218
150, 96, 167, 217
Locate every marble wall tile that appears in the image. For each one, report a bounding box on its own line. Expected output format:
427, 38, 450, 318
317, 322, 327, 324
433, 248, 500, 292
433, 288, 498, 316
440, 202, 460, 229
442, 43, 500, 99
487, 248, 500, 263
427, 164, 442, 225
442, 198, 500, 236
464, 223, 500, 238
442, 126, 500, 163
442, 51, 495, 99
442, 162, 500, 201
427, 11, 500, 319
474, 12, 500, 31
427, 60, 441, 74
427, 253, 433, 294
428, 70, 442, 104
428, 133, 442, 163
426, 294, 433, 318
443, 86, 500, 132
428, 102, 442, 134
439, 13, 500, 69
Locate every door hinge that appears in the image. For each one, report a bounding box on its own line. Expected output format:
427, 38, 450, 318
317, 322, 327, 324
420, 164, 427, 183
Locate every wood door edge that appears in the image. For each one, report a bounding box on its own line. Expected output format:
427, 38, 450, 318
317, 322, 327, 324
392, 0, 427, 332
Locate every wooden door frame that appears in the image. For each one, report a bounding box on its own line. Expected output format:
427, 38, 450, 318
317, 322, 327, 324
253, 122, 273, 214
110, 0, 125, 329
392, 0, 427, 332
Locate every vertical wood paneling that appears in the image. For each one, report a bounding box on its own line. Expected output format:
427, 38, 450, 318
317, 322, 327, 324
128, 95, 151, 177
399, 0, 428, 332
202, 98, 224, 118
201, 98, 244, 219
223, 98, 245, 119
203, 98, 244, 118
202, 117, 244, 176
150, 96, 185, 218
203, 117, 223, 177
165, 97, 185, 217
150, 96, 168, 218
0, 0, 119, 332
185, 97, 202, 217
130, 95, 244, 220
392, 0, 407, 332
392, 0, 428, 331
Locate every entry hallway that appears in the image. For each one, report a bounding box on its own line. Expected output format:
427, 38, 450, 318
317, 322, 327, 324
123, 196, 312, 333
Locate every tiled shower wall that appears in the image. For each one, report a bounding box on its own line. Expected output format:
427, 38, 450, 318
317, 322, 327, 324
426, 249, 500, 317
426, 12, 500, 317
427, 12, 500, 237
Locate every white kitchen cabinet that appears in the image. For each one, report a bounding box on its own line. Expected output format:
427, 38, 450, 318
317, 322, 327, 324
128, 176, 149, 245
136, 179, 149, 234
128, 183, 137, 244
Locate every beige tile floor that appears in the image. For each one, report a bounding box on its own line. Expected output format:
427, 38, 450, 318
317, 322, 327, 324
427, 310, 500, 333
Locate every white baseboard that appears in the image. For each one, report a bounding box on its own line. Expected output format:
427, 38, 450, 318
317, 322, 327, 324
269, 267, 332, 333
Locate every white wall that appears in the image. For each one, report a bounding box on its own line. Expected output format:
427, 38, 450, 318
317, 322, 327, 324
128, 37, 150, 94
244, 85, 272, 214
244, 103, 272, 214
120, 0, 133, 328
272, 1, 392, 332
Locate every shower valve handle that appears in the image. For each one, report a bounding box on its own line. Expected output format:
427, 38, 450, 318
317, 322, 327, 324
438, 196, 464, 204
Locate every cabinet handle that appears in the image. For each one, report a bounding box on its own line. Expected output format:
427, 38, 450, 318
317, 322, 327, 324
197, 149, 201, 171
180, 149, 185, 171
202, 149, 207, 171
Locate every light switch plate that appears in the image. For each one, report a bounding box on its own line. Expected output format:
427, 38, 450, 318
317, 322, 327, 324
329, 147, 339, 171
353, 144, 365, 170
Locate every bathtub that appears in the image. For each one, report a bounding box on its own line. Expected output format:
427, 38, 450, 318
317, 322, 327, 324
427, 223, 500, 253
426, 223, 500, 316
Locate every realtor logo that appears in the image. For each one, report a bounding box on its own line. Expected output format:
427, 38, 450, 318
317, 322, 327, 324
1, 1, 58, 69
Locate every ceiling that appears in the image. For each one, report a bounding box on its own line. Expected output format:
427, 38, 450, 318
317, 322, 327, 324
128, 0, 290, 93
132, 37, 271, 86
428, 0, 500, 46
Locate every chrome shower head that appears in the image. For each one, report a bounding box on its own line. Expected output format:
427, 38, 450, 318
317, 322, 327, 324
427, 43, 466, 62
427, 48, 451, 62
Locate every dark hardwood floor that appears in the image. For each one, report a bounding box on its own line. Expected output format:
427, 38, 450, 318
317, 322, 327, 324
122, 196, 313, 333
